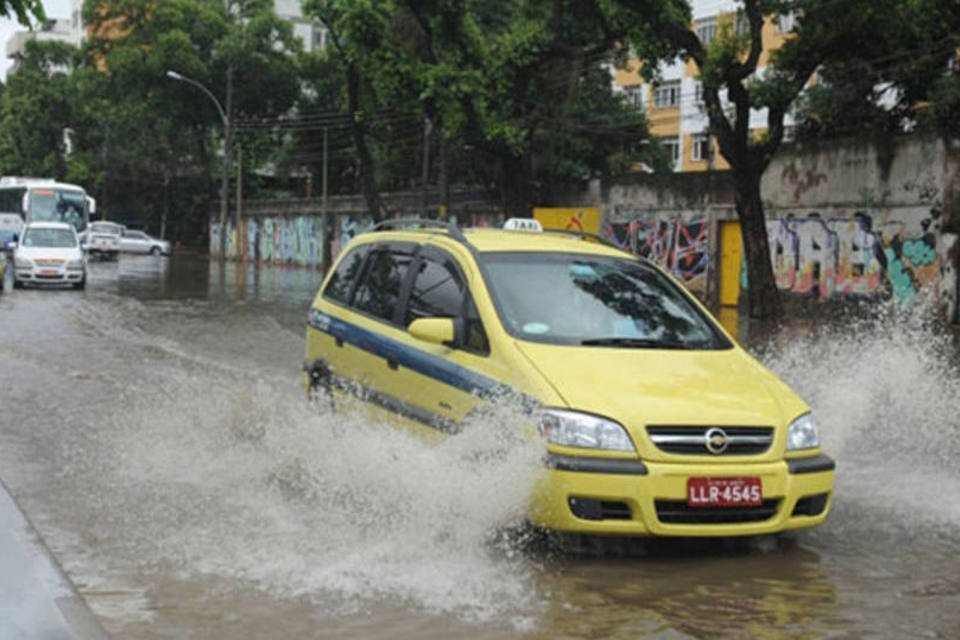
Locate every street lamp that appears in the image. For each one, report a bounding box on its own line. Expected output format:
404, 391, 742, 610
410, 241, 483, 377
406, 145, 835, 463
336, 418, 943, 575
166, 69, 233, 258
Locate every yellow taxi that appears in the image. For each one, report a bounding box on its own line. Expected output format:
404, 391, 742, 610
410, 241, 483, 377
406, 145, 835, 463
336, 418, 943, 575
303, 219, 834, 537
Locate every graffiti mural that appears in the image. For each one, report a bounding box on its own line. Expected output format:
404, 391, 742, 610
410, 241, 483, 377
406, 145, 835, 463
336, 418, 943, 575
603, 210, 710, 293
209, 215, 328, 267
766, 211, 940, 303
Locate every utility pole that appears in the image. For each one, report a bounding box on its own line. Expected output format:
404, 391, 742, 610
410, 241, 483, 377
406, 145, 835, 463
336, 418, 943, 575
421, 116, 431, 216
236, 143, 243, 260
223, 63, 234, 258
321, 126, 332, 274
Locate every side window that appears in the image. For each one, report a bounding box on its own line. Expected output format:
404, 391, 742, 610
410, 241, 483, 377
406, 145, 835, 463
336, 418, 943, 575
352, 246, 415, 323
405, 256, 465, 324
405, 254, 489, 355
323, 245, 369, 305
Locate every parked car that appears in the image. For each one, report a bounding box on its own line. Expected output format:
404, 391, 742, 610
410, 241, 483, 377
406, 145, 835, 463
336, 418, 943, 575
302, 219, 835, 538
82, 221, 124, 261
12, 222, 86, 289
119, 229, 170, 255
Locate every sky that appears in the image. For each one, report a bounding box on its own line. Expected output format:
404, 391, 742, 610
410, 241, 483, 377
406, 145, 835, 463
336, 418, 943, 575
0, 0, 73, 81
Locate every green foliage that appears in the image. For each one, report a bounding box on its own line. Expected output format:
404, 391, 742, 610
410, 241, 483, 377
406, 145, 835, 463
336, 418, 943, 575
784, 0, 960, 142
0, 0, 303, 242
0, 0, 44, 26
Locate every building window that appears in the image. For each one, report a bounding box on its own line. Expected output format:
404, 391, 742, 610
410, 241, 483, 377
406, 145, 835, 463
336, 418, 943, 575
777, 12, 797, 32
313, 25, 328, 50
654, 81, 681, 108
623, 84, 643, 108
694, 81, 704, 103
695, 18, 717, 45
661, 136, 680, 167
691, 134, 711, 162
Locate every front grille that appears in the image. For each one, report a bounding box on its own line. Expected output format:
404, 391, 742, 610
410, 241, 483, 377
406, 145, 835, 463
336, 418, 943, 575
655, 499, 780, 524
646, 426, 774, 456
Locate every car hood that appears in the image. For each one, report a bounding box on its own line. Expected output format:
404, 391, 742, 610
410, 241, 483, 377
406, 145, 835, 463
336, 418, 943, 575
17, 246, 82, 261
514, 340, 808, 458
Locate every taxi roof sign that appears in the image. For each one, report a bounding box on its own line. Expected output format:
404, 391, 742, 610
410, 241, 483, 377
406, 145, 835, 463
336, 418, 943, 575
503, 218, 543, 232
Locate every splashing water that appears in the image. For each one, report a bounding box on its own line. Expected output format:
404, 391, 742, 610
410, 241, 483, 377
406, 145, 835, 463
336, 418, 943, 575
755, 301, 960, 539
59, 356, 545, 625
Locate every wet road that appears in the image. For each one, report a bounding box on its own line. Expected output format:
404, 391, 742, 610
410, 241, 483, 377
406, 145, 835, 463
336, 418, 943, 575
1, 254, 959, 639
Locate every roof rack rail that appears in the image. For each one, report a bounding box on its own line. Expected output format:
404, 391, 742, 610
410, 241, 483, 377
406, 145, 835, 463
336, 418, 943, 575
538, 228, 624, 251
368, 218, 469, 244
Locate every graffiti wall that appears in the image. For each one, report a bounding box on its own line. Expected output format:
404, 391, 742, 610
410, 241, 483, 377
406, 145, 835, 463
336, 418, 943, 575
211, 217, 325, 266
603, 208, 711, 294
767, 210, 941, 303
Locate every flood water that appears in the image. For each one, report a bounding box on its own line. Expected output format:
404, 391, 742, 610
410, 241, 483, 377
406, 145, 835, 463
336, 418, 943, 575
1, 253, 959, 639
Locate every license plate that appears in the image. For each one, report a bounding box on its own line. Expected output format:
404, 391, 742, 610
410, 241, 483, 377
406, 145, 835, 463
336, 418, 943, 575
687, 477, 762, 508
40, 268, 59, 275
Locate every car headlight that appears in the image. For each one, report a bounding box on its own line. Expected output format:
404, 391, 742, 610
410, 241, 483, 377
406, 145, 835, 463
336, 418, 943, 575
538, 409, 636, 452
787, 413, 819, 451
14, 257, 31, 268
67, 259, 84, 270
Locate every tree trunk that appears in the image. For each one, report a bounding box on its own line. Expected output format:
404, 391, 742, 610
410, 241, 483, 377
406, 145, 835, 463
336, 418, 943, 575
500, 152, 530, 219
345, 64, 384, 222
735, 173, 782, 319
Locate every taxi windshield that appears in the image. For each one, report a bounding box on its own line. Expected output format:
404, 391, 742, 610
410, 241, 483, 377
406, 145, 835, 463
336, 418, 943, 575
23, 227, 77, 248
481, 252, 730, 349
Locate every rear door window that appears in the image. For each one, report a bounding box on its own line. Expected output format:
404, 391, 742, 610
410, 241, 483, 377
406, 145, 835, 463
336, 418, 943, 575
352, 244, 416, 324
323, 244, 370, 305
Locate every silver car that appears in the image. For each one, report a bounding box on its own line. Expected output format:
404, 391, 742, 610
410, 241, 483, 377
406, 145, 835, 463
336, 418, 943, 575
120, 230, 170, 255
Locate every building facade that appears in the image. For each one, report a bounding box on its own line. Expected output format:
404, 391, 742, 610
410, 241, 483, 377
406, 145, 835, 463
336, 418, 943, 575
613, 2, 797, 172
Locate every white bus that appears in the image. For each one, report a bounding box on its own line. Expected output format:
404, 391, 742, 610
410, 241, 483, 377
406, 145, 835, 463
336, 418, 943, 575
0, 177, 95, 250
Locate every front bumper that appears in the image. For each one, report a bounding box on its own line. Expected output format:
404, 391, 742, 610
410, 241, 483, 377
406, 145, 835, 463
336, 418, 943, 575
15, 267, 84, 284
529, 454, 834, 537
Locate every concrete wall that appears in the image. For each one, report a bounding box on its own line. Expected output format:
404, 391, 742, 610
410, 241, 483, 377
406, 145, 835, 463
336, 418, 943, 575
211, 135, 959, 321
210, 188, 502, 267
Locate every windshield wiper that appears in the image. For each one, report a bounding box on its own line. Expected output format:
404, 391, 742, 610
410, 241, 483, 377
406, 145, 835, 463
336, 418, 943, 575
580, 337, 697, 349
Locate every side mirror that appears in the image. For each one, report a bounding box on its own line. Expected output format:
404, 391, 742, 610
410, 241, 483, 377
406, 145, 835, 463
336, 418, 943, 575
7, 241, 16, 250
408, 317, 455, 346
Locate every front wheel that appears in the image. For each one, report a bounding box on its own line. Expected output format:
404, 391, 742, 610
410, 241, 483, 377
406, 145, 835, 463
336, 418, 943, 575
150, 246, 161, 256
13, 278, 23, 289
73, 277, 86, 290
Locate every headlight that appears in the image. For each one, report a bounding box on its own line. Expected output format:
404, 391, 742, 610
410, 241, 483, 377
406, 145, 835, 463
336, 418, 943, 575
538, 409, 635, 452
787, 413, 819, 451
67, 259, 84, 270
14, 257, 31, 268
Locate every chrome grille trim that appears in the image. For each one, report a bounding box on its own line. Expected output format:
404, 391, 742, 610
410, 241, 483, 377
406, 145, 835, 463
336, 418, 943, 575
646, 426, 774, 456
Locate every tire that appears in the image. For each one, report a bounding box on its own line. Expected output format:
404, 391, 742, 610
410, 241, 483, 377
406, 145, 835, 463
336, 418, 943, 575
150, 246, 161, 256
73, 277, 86, 290
13, 279, 23, 289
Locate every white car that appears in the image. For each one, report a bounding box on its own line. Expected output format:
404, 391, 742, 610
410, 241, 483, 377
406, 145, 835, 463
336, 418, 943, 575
119, 229, 170, 255
12, 222, 87, 290
82, 221, 123, 261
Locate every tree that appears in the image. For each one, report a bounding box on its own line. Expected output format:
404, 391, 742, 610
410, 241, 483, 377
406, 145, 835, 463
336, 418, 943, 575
0, 40, 81, 180
77, 0, 300, 241
789, 0, 960, 143
613, 0, 960, 318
